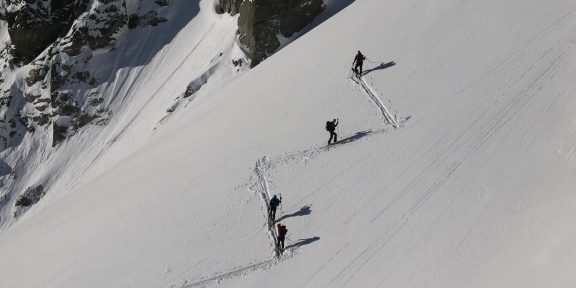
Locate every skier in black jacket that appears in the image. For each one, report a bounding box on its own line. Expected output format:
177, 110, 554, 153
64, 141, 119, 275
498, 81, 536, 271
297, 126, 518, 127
326, 119, 338, 145
352, 51, 366, 77
269, 195, 281, 223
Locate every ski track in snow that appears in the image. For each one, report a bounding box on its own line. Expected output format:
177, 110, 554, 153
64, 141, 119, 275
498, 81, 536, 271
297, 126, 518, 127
171, 127, 381, 288
323, 44, 576, 286
109, 20, 218, 144
81, 20, 221, 176
253, 157, 279, 250
350, 76, 399, 128
330, 36, 576, 287
252, 151, 325, 250
3, 0, 576, 287
178, 152, 319, 288
177, 259, 275, 288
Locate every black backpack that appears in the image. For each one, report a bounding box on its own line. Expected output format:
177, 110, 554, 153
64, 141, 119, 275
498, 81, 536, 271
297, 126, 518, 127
270, 197, 280, 209
325, 121, 332, 131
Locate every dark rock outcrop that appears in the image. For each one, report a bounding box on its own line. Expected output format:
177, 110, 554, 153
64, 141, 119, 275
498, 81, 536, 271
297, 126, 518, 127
0, 0, 90, 63
61, 0, 128, 56
0, 80, 26, 151
223, 0, 324, 67
13, 0, 128, 146
15, 185, 44, 207
0, 0, 176, 149
128, 10, 167, 29
0, 91, 15, 150
218, 0, 241, 15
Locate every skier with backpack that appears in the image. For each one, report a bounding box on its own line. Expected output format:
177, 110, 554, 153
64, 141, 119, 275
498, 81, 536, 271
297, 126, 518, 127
352, 51, 366, 78
276, 223, 288, 254
326, 118, 338, 145
268, 195, 281, 225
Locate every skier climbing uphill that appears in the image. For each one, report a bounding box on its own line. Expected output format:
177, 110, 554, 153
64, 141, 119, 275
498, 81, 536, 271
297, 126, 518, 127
326, 118, 338, 145
276, 223, 288, 254
352, 51, 366, 78
268, 195, 281, 224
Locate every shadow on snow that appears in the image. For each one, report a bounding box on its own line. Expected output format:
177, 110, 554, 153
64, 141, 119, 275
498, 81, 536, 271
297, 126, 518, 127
362, 61, 396, 76
276, 205, 312, 223
334, 129, 373, 145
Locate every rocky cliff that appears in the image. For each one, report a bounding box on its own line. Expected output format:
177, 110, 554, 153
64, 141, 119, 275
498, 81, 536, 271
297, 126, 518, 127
0, 0, 325, 151
0, 0, 170, 151
219, 0, 324, 67
0, 0, 131, 149
0, 0, 89, 63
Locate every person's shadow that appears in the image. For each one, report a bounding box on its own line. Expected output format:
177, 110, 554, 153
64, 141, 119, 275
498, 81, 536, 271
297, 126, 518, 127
285, 237, 320, 250
335, 130, 372, 145
276, 205, 312, 223
362, 61, 396, 76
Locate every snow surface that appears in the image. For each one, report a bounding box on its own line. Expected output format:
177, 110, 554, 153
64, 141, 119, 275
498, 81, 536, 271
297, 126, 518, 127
2, 0, 576, 287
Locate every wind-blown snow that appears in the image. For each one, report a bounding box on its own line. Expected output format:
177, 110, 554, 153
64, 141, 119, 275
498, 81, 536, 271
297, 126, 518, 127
1, 0, 576, 287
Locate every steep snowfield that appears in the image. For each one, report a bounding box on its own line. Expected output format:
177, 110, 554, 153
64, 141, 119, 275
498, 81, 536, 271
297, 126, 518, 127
0, 0, 247, 223
1, 0, 576, 287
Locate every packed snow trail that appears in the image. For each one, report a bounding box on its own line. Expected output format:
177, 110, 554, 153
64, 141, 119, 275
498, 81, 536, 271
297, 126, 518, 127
350, 75, 399, 128
175, 151, 337, 288
253, 157, 279, 256
249, 142, 370, 259
179, 259, 275, 288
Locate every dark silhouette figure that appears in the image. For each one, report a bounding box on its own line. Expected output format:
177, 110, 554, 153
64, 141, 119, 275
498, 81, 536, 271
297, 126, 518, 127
276, 223, 288, 252
352, 51, 366, 77
326, 119, 338, 145
268, 195, 281, 224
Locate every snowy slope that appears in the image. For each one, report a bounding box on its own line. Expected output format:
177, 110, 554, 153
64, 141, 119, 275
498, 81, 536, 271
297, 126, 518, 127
0, 0, 248, 223
2, 0, 576, 287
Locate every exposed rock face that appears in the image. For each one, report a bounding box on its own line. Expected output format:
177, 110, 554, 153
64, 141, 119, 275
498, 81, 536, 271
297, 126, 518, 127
0, 0, 90, 63
0, 0, 319, 149
17, 0, 128, 146
0, 0, 176, 150
218, 0, 241, 15
12, 184, 45, 217
15, 185, 44, 207
0, 84, 26, 150
128, 10, 167, 29
224, 0, 324, 67
0, 0, 175, 221
61, 0, 128, 56
0, 92, 16, 149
